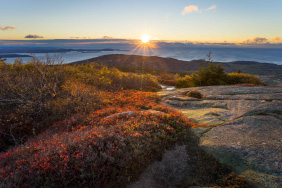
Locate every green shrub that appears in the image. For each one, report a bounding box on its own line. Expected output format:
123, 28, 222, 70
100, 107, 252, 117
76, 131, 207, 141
190, 63, 228, 86
186, 90, 202, 99
174, 51, 264, 88
227, 73, 265, 85
176, 75, 193, 88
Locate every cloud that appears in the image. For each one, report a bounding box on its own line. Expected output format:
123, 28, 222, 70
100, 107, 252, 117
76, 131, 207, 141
182, 5, 216, 15
71, 37, 80, 39
270, 37, 282, 43
182, 5, 199, 15
207, 5, 216, 11
0, 26, 16, 31
25, 34, 44, 39
102, 36, 113, 39
243, 37, 268, 44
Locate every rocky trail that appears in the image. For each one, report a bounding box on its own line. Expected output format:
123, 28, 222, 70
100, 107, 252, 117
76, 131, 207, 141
130, 85, 282, 188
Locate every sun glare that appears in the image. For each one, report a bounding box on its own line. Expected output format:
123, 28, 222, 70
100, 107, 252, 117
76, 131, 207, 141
141, 35, 150, 43
132, 34, 157, 55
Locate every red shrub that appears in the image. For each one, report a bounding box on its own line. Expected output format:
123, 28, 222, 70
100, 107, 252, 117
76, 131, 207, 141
0, 91, 194, 188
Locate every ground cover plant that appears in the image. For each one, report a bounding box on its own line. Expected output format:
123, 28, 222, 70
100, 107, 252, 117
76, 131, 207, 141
0, 88, 196, 187
0, 59, 161, 150
0, 89, 249, 188
0, 58, 251, 188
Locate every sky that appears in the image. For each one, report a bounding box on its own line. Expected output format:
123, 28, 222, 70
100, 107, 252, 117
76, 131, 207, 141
1, 0, 282, 44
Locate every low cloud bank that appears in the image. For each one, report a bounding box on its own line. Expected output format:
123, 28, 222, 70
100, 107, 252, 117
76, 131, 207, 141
243, 37, 268, 44
271, 37, 282, 43
25, 34, 44, 39
102, 36, 113, 39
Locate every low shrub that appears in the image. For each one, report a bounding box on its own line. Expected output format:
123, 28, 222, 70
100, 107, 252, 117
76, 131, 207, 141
157, 73, 178, 86
175, 65, 264, 88
227, 73, 265, 85
186, 90, 202, 99
175, 53, 229, 88
0, 91, 194, 188
176, 75, 193, 88
175, 52, 263, 88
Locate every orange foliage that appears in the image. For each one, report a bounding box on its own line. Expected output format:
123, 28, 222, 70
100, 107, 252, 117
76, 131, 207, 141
0, 90, 195, 188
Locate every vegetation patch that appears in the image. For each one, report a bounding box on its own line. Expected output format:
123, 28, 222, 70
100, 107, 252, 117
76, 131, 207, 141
157, 73, 178, 86
0, 89, 195, 187
227, 73, 265, 86
155, 54, 265, 88
0, 60, 161, 150
0, 58, 252, 188
186, 90, 203, 99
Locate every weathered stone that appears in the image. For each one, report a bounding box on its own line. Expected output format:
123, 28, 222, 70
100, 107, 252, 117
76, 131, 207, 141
181, 108, 229, 126
200, 116, 282, 176
157, 85, 282, 188
192, 127, 213, 137
127, 145, 190, 188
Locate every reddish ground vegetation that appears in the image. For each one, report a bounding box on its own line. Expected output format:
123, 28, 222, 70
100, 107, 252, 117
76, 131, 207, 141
0, 59, 251, 188
0, 90, 195, 188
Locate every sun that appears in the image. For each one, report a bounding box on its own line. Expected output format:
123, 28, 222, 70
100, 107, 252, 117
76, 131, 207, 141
132, 34, 157, 55
141, 35, 150, 43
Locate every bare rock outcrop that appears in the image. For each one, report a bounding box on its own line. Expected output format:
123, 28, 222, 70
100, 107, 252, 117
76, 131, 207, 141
158, 85, 282, 188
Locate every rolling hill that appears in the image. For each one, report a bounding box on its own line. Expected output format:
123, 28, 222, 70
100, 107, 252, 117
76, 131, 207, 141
71, 54, 282, 75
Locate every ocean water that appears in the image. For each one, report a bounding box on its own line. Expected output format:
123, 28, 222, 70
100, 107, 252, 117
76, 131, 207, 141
1, 45, 282, 65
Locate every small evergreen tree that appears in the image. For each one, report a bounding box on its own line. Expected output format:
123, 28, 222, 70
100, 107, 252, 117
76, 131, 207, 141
190, 52, 228, 86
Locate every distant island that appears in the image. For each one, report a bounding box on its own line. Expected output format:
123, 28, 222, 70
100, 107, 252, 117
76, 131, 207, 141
0, 54, 33, 58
